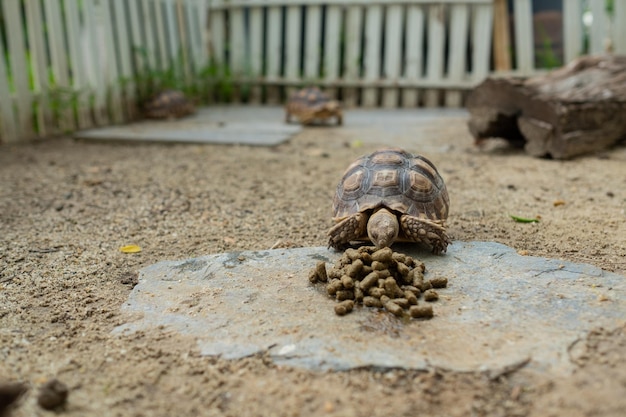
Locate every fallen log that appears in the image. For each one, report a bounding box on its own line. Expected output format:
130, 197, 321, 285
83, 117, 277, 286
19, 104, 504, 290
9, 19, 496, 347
466, 55, 626, 159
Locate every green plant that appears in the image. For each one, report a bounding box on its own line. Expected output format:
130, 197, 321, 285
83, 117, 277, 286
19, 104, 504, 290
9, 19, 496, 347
535, 25, 561, 69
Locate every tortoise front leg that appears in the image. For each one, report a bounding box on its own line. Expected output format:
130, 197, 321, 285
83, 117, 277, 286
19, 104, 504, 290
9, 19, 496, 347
327, 213, 368, 250
400, 215, 450, 255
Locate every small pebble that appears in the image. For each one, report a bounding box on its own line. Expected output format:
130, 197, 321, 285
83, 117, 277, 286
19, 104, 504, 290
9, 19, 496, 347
37, 379, 68, 410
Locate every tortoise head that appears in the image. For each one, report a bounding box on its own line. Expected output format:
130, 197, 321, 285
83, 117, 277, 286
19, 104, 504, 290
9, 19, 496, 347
367, 208, 399, 249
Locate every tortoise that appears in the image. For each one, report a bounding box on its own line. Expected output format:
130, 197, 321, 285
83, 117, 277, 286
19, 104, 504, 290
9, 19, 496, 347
143, 89, 196, 120
285, 87, 343, 126
328, 148, 450, 254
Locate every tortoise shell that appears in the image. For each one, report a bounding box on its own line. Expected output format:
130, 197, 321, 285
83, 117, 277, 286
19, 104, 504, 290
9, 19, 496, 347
285, 87, 342, 125
329, 148, 450, 252
143, 90, 196, 120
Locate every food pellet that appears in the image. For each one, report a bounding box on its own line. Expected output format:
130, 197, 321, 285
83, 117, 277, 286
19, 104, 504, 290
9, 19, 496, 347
423, 289, 439, 301
429, 277, 448, 288
383, 277, 404, 298
396, 262, 410, 277
368, 287, 386, 298
315, 261, 328, 282
359, 271, 381, 291
371, 247, 393, 263
346, 259, 364, 278
308, 246, 448, 319
335, 300, 354, 316
392, 298, 410, 309
336, 290, 354, 301
404, 291, 418, 305
341, 274, 354, 289
371, 261, 386, 271
381, 295, 404, 317
363, 296, 383, 308
327, 280, 343, 296
409, 305, 433, 319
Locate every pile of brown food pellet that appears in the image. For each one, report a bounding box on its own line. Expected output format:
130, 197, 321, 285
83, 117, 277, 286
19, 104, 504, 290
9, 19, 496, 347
309, 246, 448, 318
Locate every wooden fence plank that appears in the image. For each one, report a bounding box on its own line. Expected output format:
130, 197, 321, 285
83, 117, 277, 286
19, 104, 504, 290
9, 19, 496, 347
471, 4, 493, 83
211, 0, 492, 8
362, 4, 382, 107
424, 4, 445, 107
100, 0, 123, 123
563, 0, 583, 63
128, 1, 145, 72
343, 5, 363, 107
229, 7, 246, 101
5, 1, 35, 139
402, 4, 424, 108
185, 0, 207, 74
65, 0, 92, 129
513, 0, 533, 74
176, 0, 191, 82
112, 0, 136, 120
382, 4, 403, 108
248, 7, 264, 103
266, 6, 283, 103
155, 1, 170, 71
588, 0, 607, 54
83, 0, 109, 125
164, 0, 181, 73
492, 0, 511, 71
615, 0, 626, 54
324, 5, 342, 99
304, 5, 322, 82
44, 0, 76, 132
208, 7, 225, 102
445, 4, 469, 107
0, 36, 18, 143
24, 0, 52, 136
209, 9, 226, 66
285, 5, 302, 97
141, 0, 159, 71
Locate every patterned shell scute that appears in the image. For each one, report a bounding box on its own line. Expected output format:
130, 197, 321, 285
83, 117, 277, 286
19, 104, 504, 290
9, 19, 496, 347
144, 90, 195, 119
333, 148, 449, 222
288, 87, 332, 107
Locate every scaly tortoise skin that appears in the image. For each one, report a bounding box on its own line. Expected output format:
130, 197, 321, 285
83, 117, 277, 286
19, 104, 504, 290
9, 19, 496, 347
285, 87, 342, 126
328, 148, 450, 254
143, 90, 196, 120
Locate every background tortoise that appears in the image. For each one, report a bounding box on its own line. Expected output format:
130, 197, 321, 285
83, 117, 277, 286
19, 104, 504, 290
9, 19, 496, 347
143, 89, 196, 120
328, 148, 450, 254
285, 87, 342, 126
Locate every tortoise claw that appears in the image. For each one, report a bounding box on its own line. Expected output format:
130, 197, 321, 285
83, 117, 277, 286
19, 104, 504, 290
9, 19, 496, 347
327, 212, 367, 251
400, 215, 450, 255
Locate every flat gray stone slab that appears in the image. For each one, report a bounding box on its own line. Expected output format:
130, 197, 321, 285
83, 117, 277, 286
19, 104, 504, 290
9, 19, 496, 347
74, 107, 301, 146
115, 241, 625, 374
74, 106, 466, 147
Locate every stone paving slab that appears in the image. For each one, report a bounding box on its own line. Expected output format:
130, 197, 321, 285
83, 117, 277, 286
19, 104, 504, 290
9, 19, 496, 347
114, 241, 625, 374
74, 107, 302, 146
74, 106, 467, 147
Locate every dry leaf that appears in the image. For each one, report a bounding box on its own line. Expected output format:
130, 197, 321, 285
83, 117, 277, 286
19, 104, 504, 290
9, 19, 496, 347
119, 244, 142, 253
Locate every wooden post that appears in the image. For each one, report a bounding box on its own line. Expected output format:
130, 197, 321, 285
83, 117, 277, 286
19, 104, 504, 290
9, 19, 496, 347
493, 0, 512, 72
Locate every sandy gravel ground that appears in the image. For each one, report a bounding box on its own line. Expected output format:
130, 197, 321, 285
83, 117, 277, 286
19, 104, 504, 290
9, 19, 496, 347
1, 114, 625, 417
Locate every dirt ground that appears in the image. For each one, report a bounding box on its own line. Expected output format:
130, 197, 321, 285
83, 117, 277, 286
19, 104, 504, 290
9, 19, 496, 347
1, 113, 625, 417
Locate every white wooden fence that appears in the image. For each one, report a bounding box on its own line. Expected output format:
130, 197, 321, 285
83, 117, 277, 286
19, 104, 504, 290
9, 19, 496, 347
1, 0, 625, 144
